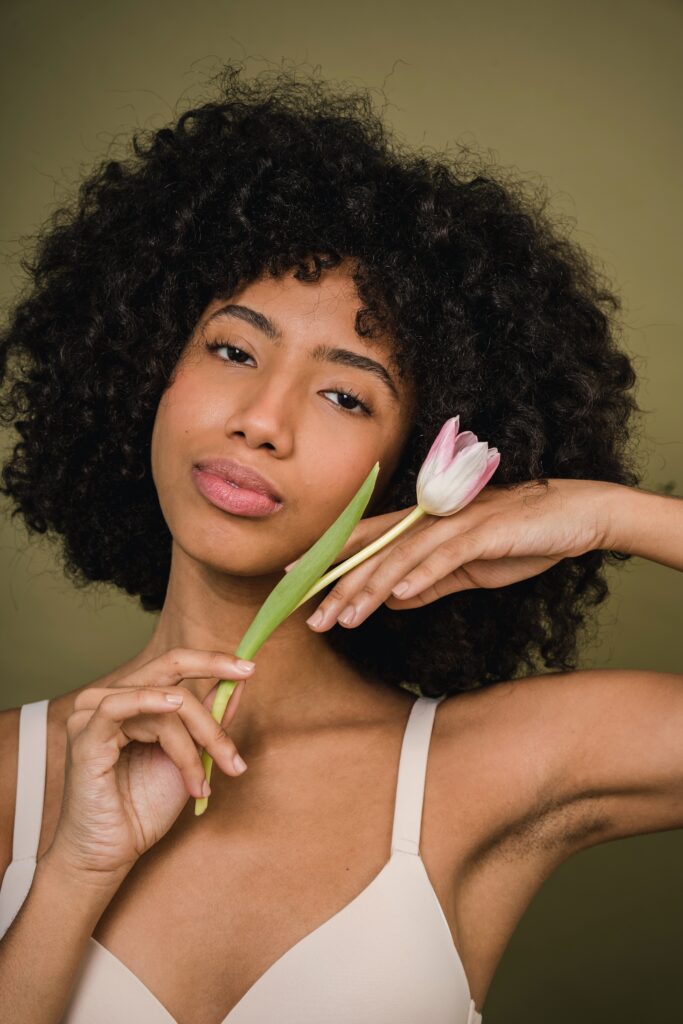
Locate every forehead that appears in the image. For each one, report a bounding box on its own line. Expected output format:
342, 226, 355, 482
204, 266, 369, 335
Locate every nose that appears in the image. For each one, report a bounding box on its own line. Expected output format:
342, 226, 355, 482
224, 376, 296, 454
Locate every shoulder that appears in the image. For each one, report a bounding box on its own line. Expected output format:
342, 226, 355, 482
0, 706, 21, 881
432, 669, 591, 846
434, 667, 683, 855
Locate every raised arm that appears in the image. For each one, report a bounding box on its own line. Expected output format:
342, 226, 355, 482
518, 483, 683, 851
305, 477, 682, 853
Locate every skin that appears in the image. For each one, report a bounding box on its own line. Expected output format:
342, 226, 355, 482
142, 261, 419, 744
1, 262, 681, 1022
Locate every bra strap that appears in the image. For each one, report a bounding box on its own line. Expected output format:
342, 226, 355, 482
390, 695, 446, 856
12, 700, 49, 862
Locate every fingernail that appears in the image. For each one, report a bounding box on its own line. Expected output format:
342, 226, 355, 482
201, 780, 211, 797
392, 581, 410, 597
306, 608, 324, 628
337, 605, 355, 625
233, 754, 248, 774
236, 660, 255, 672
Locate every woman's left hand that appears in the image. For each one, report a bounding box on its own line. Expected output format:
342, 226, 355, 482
303, 478, 620, 631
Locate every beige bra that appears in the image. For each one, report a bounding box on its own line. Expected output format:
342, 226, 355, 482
0, 696, 483, 1023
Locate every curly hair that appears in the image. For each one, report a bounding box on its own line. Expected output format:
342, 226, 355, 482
0, 59, 643, 697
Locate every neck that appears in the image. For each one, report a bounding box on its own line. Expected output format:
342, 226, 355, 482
125, 545, 391, 742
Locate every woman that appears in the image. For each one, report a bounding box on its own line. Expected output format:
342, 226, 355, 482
0, 62, 680, 1024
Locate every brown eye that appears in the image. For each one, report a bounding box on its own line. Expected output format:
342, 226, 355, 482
323, 388, 373, 417
205, 340, 373, 417
205, 341, 253, 365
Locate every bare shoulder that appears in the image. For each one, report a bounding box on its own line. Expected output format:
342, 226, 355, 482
433, 666, 683, 861
0, 705, 21, 881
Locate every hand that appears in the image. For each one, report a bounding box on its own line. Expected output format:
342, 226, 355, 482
43, 648, 256, 883
303, 478, 616, 631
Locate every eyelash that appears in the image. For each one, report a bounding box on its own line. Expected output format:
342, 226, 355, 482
204, 340, 374, 417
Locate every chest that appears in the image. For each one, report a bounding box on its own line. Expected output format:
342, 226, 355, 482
112, 732, 475, 1019
37, 702, 557, 1022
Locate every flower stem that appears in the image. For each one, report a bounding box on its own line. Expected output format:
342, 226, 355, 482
292, 504, 426, 612
194, 678, 239, 816
194, 505, 426, 816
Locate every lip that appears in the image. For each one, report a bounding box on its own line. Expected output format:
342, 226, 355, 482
194, 457, 283, 502
192, 468, 283, 517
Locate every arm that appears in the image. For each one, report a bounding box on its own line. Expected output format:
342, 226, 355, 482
0, 851, 128, 1024
540, 483, 683, 849
604, 481, 683, 571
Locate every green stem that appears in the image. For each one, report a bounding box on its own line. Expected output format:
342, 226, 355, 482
194, 503, 426, 816
292, 504, 426, 611
194, 678, 240, 815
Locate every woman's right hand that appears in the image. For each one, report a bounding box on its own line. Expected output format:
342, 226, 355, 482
43, 647, 255, 882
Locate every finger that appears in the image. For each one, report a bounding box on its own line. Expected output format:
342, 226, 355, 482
78, 685, 249, 796
116, 647, 256, 700
68, 688, 195, 765
143, 684, 249, 789
332, 505, 426, 565
383, 554, 562, 612
387, 527, 497, 601
306, 515, 456, 631
386, 563, 484, 608
285, 506, 423, 572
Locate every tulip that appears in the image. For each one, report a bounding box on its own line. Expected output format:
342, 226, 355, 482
416, 415, 501, 515
287, 416, 500, 607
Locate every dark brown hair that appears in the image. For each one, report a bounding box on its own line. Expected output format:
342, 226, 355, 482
0, 60, 642, 696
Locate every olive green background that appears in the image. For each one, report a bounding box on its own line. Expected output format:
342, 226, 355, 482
1, 1, 681, 1020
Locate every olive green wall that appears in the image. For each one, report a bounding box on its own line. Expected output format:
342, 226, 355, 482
1, 1, 681, 1019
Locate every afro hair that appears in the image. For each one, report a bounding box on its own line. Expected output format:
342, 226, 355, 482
0, 60, 643, 696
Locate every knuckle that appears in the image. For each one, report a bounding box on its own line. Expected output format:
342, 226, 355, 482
328, 583, 347, 603
438, 536, 467, 563
65, 710, 83, 737
210, 651, 231, 671
211, 723, 230, 745
97, 691, 118, 712
359, 579, 381, 599
391, 538, 413, 561
165, 646, 186, 666
73, 688, 93, 712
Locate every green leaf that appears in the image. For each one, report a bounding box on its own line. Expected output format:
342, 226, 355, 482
234, 460, 380, 660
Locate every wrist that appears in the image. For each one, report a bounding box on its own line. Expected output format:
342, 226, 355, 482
38, 844, 133, 900
601, 482, 683, 571
600, 481, 634, 553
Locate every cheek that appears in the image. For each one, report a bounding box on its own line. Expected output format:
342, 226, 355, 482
150, 378, 204, 487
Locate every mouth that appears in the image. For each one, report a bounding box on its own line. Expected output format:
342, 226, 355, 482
194, 457, 283, 503
192, 460, 284, 518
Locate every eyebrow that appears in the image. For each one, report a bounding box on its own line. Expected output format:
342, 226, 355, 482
203, 303, 400, 402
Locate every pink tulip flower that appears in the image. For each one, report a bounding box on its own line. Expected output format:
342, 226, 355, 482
287, 416, 501, 604
416, 415, 500, 515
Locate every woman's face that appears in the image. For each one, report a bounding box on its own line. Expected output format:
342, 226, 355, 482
150, 264, 416, 579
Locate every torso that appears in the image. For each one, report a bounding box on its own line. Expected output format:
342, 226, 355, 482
3, 670, 591, 1024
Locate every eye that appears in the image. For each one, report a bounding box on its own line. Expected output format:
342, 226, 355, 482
205, 340, 374, 418
205, 340, 255, 366
322, 387, 373, 417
